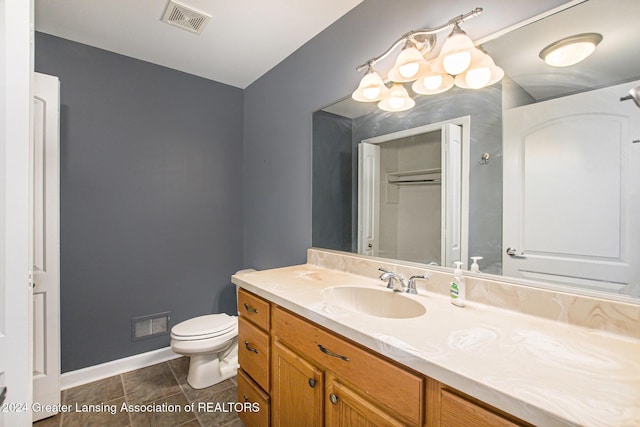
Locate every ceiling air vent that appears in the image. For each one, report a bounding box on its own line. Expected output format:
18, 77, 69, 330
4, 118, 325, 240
161, 0, 211, 35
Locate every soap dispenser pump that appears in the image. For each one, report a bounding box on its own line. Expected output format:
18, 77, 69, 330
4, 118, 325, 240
470, 256, 483, 272
450, 261, 466, 307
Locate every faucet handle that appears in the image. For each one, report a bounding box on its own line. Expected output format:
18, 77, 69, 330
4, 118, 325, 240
378, 268, 405, 291
406, 275, 429, 294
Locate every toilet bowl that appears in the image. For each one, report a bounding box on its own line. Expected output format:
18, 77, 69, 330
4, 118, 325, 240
170, 313, 239, 389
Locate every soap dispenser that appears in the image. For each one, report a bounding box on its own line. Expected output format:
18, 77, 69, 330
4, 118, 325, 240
450, 261, 466, 307
470, 256, 483, 272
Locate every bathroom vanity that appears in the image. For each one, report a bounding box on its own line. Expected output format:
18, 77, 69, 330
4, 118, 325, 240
232, 249, 640, 427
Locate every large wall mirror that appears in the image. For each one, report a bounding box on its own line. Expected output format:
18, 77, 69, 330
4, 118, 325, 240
312, 0, 640, 300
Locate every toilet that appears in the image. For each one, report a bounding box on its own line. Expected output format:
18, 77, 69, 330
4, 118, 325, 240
170, 313, 239, 389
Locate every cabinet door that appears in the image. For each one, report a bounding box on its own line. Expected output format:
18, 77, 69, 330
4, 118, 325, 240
272, 340, 324, 427
440, 390, 521, 427
326, 376, 406, 427
427, 379, 531, 427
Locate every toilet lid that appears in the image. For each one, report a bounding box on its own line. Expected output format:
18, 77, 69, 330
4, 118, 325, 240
171, 314, 237, 338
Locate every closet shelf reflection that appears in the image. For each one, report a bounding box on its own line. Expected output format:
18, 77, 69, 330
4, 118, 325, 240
387, 168, 442, 186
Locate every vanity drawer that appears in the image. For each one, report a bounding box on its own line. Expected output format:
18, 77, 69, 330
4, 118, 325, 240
237, 369, 270, 427
238, 316, 271, 391
273, 307, 423, 425
440, 389, 524, 427
238, 288, 270, 331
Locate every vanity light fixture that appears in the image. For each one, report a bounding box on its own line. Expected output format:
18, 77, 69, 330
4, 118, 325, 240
539, 33, 603, 67
378, 83, 415, 112
351, 65, 388, 102
352, 7, 503, 112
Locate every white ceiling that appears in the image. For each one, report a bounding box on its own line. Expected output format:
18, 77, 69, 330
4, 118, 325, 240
35, 0, 364, 89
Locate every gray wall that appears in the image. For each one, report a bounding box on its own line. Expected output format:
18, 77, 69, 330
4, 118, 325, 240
35, 33, 244, 372
242, 0, 569, 270
312, 111, 353, 252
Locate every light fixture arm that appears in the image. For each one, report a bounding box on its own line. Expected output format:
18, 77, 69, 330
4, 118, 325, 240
355, 7, 483, 72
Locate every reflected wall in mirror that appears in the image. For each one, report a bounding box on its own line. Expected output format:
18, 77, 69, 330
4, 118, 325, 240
312, 0, 640, 299
356, 119, 468, 268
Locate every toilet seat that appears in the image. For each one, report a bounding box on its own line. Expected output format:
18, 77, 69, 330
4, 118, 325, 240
171, 314, 237, 341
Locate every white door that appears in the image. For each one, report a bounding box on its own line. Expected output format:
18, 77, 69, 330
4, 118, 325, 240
1, 0, 34, 425
503, 80, 640, 294
31, 73, 61, 421
357, 142, 380, 256
441, 123, 463, 268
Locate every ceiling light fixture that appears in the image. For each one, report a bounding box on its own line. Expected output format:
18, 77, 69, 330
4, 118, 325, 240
539, 33, 603, 67
352, 7, 503, 111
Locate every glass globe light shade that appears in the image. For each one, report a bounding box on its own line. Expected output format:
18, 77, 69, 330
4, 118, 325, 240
352, 68, 388, 102
454, 51, 504, 89
378, 83, 415, 112
439, 26, 476, 75
388, 45, 430, 82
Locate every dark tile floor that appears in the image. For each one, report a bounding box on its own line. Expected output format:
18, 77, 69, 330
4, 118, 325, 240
33, 357, 245, 427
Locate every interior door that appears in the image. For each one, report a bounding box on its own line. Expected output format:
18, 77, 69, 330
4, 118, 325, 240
1, 1, 34, 425
503, 80, 640, 294
357, 142, 380, 256
31, 72, 61, 421
441, 123, 462, 268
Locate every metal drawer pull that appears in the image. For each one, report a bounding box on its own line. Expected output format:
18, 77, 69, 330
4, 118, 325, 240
308, 378, 316, 388
244, 340, 259, 353
243, 303, 258, 313
329, 393, 339, 405
243, 394, 250, 402
318, 344, 350, 361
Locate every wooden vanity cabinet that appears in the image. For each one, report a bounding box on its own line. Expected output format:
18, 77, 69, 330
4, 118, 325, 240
426, 379, 534, 427
237, 289, 271, 427
325, 374, 407, 427
237, 288, 532, 427
237, 369, 270, 427
272, 306, 423, 427
271, 339, 324, 426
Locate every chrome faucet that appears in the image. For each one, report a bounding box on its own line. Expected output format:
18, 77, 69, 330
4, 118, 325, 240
378, 268, 406, 292
406, 275, 429, 295
378, 268, 430, 294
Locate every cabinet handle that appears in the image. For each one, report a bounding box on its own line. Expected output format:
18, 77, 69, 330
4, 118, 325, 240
317, 344, 350, 361
308, 378, 316, 388
243, 303, 258, 313
244, 340, 259, 353
243, 394, 250, 402
329, 393, 338, 405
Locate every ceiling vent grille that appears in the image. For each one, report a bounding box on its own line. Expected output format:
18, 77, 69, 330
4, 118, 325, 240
161, 0, 211, 35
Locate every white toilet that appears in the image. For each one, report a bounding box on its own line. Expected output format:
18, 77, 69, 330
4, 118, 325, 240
170, 313, 239, 389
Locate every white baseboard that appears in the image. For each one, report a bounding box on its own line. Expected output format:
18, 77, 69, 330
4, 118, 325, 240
60, 347, 181, 390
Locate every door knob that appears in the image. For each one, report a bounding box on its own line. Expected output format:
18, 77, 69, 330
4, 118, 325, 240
506, 247, 525, 257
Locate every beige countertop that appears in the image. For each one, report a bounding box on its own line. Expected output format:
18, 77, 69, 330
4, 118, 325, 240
232, 263, 640, 427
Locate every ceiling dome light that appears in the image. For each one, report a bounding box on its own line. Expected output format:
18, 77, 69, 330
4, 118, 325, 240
378, 83, 415, 112
388, 41, 431, 82
440, 24, 476, 75
352, 66, 388, 102
454, 51, 504, 89
539, 33, 602, 67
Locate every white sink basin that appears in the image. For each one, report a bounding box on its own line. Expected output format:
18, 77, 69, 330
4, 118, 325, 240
323, 286, 426, 319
